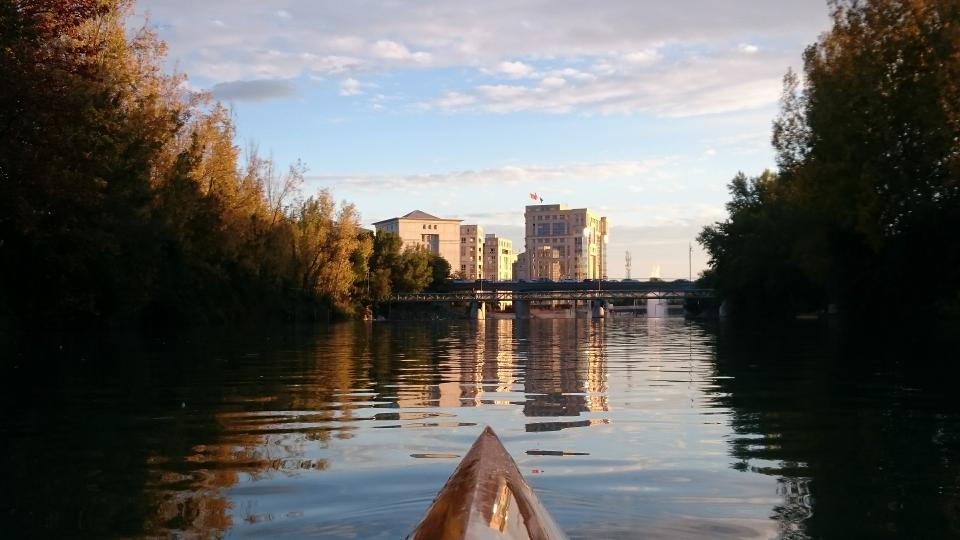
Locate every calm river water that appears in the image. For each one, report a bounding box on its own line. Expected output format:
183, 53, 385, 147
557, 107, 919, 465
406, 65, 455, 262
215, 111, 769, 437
3, 318, 960, 539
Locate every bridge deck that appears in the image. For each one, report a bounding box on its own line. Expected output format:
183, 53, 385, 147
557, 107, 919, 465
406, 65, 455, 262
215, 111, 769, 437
391, 287, 714, 302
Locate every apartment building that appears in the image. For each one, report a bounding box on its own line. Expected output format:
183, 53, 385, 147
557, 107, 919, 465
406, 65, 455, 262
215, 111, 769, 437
372, 210, 462, 267
459, 224, 484, 280
529, 245, 561, 281
513, 252, 528, 281
524, 204, 608, 280
483, 234, 516, 281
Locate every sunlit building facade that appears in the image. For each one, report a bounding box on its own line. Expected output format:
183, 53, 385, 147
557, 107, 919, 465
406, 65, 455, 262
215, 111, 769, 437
523, 204, 608, 280
529, 245, 560, 281
460, 224, 484, 280
372, 210, 462, 268
483, 234, 516, 281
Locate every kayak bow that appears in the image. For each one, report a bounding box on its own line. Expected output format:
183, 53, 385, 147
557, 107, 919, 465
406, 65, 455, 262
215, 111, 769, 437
408, 426, 568, 540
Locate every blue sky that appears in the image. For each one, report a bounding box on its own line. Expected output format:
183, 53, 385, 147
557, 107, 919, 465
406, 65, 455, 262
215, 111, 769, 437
136, 1, 832, 278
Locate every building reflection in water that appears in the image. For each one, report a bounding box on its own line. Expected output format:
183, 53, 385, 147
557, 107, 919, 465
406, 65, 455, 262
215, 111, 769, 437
518, 319, 608, 421
390, 319, 609, 429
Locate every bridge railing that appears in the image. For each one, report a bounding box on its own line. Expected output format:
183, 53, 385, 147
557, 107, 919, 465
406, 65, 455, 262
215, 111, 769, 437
390, 288, 715, 303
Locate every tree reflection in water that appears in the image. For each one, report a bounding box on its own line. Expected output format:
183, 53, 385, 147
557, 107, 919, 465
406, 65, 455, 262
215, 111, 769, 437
712, 323, 960, 539
5, 320, 960, 538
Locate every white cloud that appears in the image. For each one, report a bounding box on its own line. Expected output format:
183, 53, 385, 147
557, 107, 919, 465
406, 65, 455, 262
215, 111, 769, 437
339, 77, 362, 96
134, 1, 829, 117
434, 91, 476, 110
540, 76, 567, 88
423, 52, 786, 116
370, 40, 432, 63
497, 60, 533, 78
307, 158, 677, 191
623, 48, 661, 64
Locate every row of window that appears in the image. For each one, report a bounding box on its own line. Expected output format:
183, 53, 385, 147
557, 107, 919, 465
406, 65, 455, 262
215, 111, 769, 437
533, 214, 587, 224
532, 222, 568, 236
422, 224, 439, 230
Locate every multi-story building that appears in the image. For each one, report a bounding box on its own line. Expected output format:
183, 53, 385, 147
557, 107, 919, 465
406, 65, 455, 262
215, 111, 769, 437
459, 224, 484, 280
372, 210, 462, 268
483, 234, 516, 281
513, 252, 528, 281
529, 245, 561, 281
524, 204, 608, 280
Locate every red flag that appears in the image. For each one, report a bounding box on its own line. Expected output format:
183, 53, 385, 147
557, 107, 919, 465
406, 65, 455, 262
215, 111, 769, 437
529, 192, 538, 201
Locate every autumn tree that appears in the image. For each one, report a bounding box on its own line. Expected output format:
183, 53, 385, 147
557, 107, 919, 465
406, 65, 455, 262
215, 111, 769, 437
0, 0, 185, 322
0, 1, 372, 326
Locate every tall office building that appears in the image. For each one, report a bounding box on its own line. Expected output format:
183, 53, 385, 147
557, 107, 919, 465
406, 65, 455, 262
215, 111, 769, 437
459, 224, 484, 280
372, 210, 462, 268
483, 234, 516, 281
524, 204, 608, 280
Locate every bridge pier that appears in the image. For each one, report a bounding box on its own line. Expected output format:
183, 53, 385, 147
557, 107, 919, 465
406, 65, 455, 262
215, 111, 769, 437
575, 300, 592, 319
469, 300, 486, 320
592, 300, 607, 318
514, 299, 530, 320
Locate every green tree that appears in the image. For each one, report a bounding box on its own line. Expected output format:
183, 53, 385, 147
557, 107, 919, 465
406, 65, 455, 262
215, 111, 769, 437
368, 232, 402, 301
427, 253, 452, 291
701, 0, 960, 318
393, 247, 433, 293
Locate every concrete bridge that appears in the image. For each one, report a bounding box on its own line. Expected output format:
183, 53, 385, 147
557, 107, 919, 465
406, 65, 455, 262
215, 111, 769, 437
389, 280, 715, 320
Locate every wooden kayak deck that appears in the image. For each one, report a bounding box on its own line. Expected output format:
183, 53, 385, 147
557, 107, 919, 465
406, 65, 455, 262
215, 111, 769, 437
408, 426, 568, 540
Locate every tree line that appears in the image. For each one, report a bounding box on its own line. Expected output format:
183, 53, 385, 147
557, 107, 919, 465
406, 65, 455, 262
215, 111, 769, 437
0, 0, 448, 329
699, 0, 960, 320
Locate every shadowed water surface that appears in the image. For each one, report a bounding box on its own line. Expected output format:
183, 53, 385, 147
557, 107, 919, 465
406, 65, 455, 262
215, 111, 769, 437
2, 318, 960, 538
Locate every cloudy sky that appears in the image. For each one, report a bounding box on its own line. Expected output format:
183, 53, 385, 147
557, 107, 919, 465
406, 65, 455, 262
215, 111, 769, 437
135, 0, 832, 278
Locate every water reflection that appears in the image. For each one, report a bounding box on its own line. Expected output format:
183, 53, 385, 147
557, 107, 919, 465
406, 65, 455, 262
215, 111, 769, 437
3, 320, 960, 538
517, 320, 609, 421
712, 323, 960, 539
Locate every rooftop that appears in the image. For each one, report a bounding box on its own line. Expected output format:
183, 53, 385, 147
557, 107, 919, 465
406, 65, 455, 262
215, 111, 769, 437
372, 209, 463, 224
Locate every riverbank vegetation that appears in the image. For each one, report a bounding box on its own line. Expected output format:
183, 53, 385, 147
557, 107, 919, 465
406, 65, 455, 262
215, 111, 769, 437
0, 0, 446, 329
699, 0, 960, 320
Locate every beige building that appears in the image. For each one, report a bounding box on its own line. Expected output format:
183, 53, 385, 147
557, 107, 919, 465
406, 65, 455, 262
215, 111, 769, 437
513, 252, 528, 281
524, 204, 608, 280
372, 210, 462, 268
483, 234, 516, 281
459, 225, 484, 280
529, 246, 561, 281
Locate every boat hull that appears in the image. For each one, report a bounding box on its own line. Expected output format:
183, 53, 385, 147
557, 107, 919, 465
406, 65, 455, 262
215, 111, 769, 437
408, 426, 568, 540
